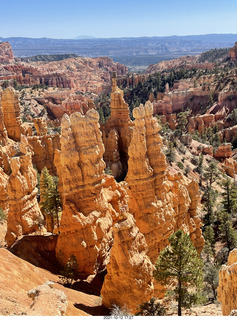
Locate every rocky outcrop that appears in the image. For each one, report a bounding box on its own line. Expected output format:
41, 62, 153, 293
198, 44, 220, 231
221, 158, 237, 178
55, 110, 129, 277
101, 72, 133, 181
36, 93, 96, 119
54, 80, 204, 312
27, 281, 67, 316
213, 143, 232, 160
188, 114, 215, 134
218, 249, 237, 316
5, 136, 44, 247
101, 215, 154, 313
0, 94, 8, 145
0, 88, 23, 141
0, 42, 14, 63
125, 102, 204, 264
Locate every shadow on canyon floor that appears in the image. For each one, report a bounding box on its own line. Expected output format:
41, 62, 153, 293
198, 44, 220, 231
74, 303, 110, 316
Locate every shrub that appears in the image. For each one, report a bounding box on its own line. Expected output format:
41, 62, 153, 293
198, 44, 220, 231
177, 161, 184, 169
136, 298, 166, 316
0, 207, 6, 222
59, 254, 78, 287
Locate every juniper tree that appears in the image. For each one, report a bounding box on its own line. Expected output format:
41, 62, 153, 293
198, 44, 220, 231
153, 230, 203, 316
40, 167, 61, 233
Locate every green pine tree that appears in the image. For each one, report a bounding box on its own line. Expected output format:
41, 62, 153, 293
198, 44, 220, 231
202, 186, 217, 226
177, 109, 191, 136
203, 263, 219, 301
40, 167, 61, 234
153, 230, 203, 316
219, 211, 237, 252
203, 161, 219, 187
203, 225, 215, 259
222, 179, 237, 217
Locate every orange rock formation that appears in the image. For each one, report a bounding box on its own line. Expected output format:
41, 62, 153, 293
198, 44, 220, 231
101, 72, 133, 181
0, 88, 23, 141
218, 249, 237, 315
5, 137, 44, 247
101, 215, 154, 313
54, 78, 204, 312
54, 110, 129, 277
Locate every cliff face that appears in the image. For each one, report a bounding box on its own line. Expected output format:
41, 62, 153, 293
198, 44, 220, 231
101, 215, 154, 313
101, 73, 133, 181
54, 79, 204, 312
5, 137, 44, 247
100, 102, 204, 309
218, 249, 237, 315
0, 88, 23, 141
54, 110, 130, 276
26, 119, 60, 175
125, 102, 204, 262
0, 93, 8, 146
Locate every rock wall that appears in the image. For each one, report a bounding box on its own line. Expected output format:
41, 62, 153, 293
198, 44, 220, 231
0, 94, 8, 145
101, 72, 133, 181
101, 102, 204, 309
54, 110, 130, 276
5, 137, 44, 247
125, 102, 204, 262
101, 215, 154, 313
218, 249, 237, 316
0, 88, 23, 141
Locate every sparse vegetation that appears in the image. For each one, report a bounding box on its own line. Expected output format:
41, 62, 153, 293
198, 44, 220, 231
59, 254, 79, 287
0, 207, 6, 223
40, 167, 61, 234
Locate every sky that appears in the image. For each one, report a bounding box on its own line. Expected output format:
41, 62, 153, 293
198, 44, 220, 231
0, 0, 237, 39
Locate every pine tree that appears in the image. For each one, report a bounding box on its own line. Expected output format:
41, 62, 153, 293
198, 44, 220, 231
197, 153, 204, 186
219, 211, 237, 252
203, 263, 219, 301
153, 230, 203, 316
203, 225, 215, 259
222, 179, 237, 217
203, 161, 219, 187
177, 109, 191, 136
166, 141, 176, 164
202, 186, 217, 226
40, 167, 61, 233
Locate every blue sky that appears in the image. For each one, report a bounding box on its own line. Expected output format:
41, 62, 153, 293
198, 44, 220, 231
1, 0, 237, 38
